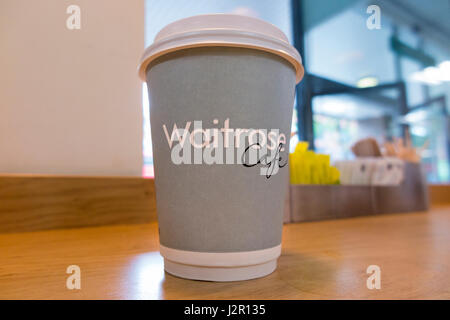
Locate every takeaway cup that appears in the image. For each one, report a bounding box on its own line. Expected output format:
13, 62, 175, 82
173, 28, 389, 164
138, 14, 304, 281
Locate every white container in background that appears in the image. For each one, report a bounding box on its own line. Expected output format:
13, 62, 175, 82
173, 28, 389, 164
335, 158, 404, 186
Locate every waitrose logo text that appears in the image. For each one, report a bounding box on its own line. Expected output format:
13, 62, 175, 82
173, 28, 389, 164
163, 118, 287, 177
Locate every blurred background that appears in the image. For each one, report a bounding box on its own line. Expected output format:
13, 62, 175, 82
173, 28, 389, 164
143, 0, 450, 183
1, 0, 449, 183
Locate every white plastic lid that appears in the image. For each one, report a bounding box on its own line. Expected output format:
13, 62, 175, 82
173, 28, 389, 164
138, 14, 304, 83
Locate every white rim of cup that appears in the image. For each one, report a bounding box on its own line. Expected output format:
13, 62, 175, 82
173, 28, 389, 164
138, 22, 304, 84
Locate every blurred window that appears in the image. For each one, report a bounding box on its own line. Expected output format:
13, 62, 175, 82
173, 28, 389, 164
304, 0, 450, 182
305, 2, 396, 86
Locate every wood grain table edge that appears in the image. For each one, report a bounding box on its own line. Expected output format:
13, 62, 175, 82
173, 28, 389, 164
0, 173, 449, 234
0, 175, 157, 233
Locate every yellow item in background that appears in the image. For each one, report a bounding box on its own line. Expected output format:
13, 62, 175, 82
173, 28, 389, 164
289, 142, 340, 185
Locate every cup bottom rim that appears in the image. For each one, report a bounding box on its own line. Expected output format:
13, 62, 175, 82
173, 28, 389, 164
163, 258, 277, 282
159, 244, 281, 268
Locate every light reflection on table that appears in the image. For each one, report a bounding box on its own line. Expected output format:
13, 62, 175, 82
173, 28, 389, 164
126, 252, 165, 300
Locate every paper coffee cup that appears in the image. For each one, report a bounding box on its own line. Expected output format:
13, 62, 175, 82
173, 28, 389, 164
138, 14, 304, 281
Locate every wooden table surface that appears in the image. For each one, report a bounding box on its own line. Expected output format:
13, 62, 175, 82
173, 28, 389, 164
1, 206, 449, 300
